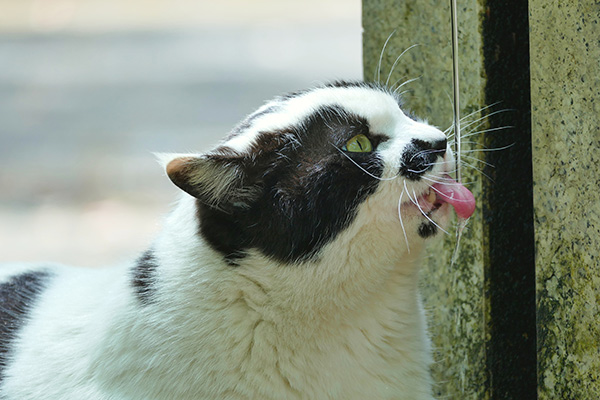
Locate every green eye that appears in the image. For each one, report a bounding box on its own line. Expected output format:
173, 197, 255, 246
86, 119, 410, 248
343, 134, 373, 153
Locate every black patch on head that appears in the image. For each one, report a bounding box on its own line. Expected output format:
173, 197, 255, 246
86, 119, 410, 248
132, 250, 158, 304
400, 138, 446, 181
418, 221, 438, 238
198, 106, 386, 264
0, 270, 52, 380
325, 80, 387, 91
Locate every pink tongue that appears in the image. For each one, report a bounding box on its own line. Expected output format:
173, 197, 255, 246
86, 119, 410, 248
432, 174, 476, 219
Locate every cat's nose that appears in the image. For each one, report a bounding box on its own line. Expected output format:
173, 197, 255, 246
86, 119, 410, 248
430, 138, 448, 154
400, 138, 447, 181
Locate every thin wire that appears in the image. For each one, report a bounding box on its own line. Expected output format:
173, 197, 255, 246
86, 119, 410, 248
375, 31, 396, 83
450, 0, 461, 184
449, 0, 468, 272
386, 44, 420, 87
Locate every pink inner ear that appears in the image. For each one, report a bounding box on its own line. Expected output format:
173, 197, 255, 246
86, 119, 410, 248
165, 157, 202, 198
166, 157, 194, 180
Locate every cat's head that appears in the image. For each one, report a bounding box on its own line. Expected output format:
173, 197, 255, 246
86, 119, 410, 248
163, 82, 474, 267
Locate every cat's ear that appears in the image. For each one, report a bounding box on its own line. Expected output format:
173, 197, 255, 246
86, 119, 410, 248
158, 151, 260, 210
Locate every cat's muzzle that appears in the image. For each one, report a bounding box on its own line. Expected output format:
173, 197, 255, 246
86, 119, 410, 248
399, 138, 447, 181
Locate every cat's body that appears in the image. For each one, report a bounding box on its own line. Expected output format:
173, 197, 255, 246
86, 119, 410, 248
0, 82, 474, 399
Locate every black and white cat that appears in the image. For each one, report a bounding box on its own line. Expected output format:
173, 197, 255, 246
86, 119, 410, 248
0, 81, 474, 399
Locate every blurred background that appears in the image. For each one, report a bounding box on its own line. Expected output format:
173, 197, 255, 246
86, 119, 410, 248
0, 0, 362, 266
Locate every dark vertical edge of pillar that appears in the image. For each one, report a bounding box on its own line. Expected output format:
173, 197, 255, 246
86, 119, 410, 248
482, 1, 537, 399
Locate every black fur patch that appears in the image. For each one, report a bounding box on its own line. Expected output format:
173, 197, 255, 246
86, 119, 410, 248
198, 106, 386, 264
418, 221, 438, 238
132, 250, 158, 304
325, 80, 389, 91
0, 270, 52, 380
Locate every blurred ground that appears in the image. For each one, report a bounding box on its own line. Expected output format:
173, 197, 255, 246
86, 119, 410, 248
0, 0, 362, 266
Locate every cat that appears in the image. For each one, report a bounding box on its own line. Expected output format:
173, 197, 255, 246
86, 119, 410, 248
0, 81, 474, 399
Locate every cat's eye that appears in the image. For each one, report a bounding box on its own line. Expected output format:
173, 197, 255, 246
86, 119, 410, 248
343, 134, 373, 153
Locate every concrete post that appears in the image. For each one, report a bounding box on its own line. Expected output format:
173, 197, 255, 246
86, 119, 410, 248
530, 2, 600, 399
361, 1, 600, 399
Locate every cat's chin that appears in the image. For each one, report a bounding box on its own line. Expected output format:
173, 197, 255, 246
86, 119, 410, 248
390, 202, 452, 242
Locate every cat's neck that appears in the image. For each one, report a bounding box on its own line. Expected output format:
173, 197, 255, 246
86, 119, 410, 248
113, 196, 434, 398
151, 195, 428, 340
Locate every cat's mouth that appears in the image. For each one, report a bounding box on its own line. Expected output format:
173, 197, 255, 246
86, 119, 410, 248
413, 174, 476, 220
415, 187, 445, 216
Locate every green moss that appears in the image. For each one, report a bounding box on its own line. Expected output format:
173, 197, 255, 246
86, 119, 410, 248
530, 1, 600, 398
536, 250, 600, 399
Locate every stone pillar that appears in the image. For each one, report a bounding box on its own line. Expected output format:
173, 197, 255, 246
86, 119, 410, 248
364, 0, 600, 399
363, 1, 539, 399
530, 2, 600, 399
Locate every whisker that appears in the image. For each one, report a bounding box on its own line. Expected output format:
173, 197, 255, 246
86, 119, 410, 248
409, 148, 446, 162
452, 140, 483, 147
330, 143, 398, 181
395, 88, 414, 98
422, 160, 450, 168
435, 167, 461, 176
450, 217, 471, 271
461, 154, 495, 168
388, 75, 409, 92
411, 189, 449, 235
385, 43, 420, 87
416, 174, 461, 183
456, 120, 490, 138
462, 125, 514, 137
398, 189, 410, 253
407, 168, 431, 175
403, 184, 425, 212
460, 143, 515, 154
419, 174, 477, 187
375, 31, 396, 83
460, 108, 512, 131
404, 181, 418, 204
446, 107, 512, 138
460, 102, 502, 122
460, 160, 494, 181
393, 76, 422, 95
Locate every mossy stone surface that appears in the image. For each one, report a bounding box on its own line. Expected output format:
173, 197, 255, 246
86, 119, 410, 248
364, 1, 600, 398
530, 1, 600, 398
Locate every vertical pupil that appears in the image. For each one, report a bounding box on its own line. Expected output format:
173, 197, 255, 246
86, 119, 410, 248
357, 139, 364, 150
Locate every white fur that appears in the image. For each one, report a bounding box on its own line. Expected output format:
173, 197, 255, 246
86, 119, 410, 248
1, 85, 452, 399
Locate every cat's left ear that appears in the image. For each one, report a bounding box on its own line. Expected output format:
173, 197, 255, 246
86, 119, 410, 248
158, 151, 260, 210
